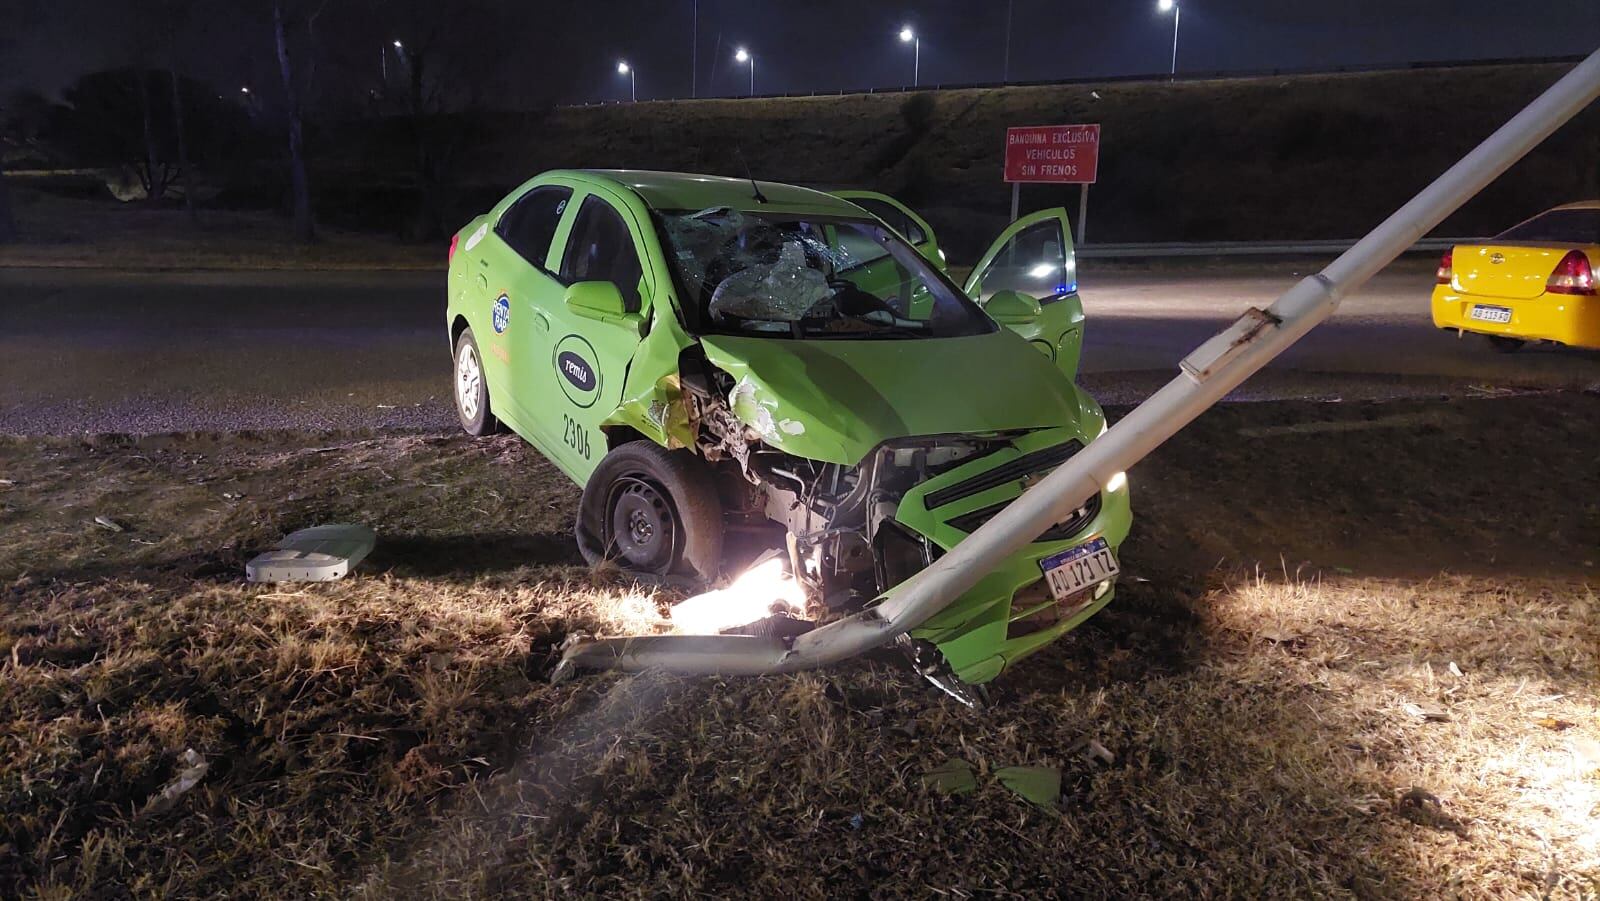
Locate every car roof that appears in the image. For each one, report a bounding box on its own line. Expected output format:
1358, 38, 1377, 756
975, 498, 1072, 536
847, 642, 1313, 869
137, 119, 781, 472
565, 169, 863, 215
1548, 200, 1600, 211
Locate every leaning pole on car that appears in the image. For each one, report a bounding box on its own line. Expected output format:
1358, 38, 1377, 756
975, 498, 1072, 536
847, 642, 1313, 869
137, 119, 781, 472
552, 46, 1600, 684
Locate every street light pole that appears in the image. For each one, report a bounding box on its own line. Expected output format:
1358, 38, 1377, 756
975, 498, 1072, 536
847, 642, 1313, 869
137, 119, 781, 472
899, 26, 920, 87
1003, 0, 1013, 82
1158, 0, 1181, 77
735, 47, 754, 96
618, 61, 636, 102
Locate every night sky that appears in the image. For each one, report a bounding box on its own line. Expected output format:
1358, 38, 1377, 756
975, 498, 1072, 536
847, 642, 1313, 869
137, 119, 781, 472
6, 0, 1600, 106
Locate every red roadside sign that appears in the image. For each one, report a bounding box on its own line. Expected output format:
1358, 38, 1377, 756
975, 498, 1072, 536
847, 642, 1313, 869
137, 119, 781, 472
1004, 124, 1100, 184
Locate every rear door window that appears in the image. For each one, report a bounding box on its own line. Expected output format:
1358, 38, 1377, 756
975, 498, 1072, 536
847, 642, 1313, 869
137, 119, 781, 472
496, 185, 573, 269
559, 196, 645, 312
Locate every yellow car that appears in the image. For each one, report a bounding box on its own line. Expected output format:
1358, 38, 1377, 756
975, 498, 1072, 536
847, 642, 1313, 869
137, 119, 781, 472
1431, 201, 1600, 351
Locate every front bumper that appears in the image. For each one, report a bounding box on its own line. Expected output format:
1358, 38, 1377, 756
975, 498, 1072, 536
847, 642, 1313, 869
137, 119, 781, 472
894, 428, 1134, 683
1431, 285, 1600, 349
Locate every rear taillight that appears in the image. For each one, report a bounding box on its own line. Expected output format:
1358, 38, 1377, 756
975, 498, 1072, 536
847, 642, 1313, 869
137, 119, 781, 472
1546, 250, 1596, 295
1435, 250, 1453, 285
448, 233, 460, 264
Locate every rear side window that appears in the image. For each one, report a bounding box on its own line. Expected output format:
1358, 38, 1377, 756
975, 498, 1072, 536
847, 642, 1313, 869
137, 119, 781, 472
1496, 209, 1600, 244
560, 197, 644, 312
853, 197, 926, 244
496, 185, 573, 269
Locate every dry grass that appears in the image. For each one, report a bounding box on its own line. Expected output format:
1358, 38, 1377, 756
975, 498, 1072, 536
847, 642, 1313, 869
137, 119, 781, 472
0, 188, 434, 271
1, 393, 1597, 897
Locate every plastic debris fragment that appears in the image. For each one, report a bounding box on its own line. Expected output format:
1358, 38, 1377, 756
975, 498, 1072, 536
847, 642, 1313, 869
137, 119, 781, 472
995, 765, 1061, 810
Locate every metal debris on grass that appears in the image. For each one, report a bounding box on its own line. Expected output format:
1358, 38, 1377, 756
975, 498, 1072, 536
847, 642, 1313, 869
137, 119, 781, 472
93, 515, 124, 532
1078, 738, 1117, 766
141, 749, 209, 817
246, 523, 376, 583
1402, 701, 1451, 722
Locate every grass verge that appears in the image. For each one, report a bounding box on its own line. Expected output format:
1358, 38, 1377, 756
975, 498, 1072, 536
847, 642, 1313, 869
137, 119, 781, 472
1, 393, 1596, 897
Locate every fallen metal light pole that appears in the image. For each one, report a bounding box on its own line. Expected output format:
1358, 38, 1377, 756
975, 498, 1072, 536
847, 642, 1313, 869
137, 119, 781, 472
552, 46, 1600, 684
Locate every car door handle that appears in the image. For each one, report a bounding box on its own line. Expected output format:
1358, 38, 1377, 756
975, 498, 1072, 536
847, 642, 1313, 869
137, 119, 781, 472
477, 273, 488, 289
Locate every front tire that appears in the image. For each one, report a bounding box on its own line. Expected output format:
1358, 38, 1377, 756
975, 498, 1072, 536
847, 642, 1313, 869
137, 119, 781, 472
576, 441, 724, 582
453, 328, 498, 436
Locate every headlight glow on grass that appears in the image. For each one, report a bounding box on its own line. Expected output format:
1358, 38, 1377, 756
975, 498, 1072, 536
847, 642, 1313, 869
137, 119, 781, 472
670, 557, 806, 635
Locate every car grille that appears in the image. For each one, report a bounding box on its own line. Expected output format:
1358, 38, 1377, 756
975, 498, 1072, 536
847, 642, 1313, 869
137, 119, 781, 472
945, 492, 1102, 543
922, 440, 1084, 510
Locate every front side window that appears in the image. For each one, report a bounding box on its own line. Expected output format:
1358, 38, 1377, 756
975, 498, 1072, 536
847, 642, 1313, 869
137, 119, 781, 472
657, 208, 993, 340
496, 185, 572, 269
1496, 209, 1600, 245
971, 221, 1074, 303
560, 196, 644, 312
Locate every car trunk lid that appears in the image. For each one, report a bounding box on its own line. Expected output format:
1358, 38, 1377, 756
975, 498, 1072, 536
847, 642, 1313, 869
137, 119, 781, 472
1449, 243, 1590, 299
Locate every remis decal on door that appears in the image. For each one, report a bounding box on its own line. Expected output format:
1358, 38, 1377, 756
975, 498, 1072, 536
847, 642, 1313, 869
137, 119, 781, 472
553, 334, 601, 408
492, 294, 511, 334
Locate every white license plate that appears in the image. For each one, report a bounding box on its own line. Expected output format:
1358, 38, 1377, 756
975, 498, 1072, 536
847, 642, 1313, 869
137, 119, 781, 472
1469, 305, 1513, 324
1039, 537, 1120, 602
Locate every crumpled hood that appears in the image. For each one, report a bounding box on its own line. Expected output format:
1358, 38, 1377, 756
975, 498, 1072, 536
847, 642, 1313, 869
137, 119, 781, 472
700, 330, 1086, 465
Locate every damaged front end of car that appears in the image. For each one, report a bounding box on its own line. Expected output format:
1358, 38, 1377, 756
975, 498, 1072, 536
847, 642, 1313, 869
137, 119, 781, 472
572, 332, 1131, 692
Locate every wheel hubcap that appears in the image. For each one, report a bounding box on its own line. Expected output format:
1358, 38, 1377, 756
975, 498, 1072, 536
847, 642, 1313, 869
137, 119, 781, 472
608, 476, 678, 572
456, 345, 482, 421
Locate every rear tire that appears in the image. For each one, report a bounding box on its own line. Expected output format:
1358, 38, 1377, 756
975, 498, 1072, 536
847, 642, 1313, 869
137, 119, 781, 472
576, 441, 724, 582
1486, 335, 1525, 353
453, 328, 498, 436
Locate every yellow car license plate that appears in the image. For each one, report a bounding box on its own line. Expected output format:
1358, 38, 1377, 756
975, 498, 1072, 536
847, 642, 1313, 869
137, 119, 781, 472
1468, 304, 1513, 324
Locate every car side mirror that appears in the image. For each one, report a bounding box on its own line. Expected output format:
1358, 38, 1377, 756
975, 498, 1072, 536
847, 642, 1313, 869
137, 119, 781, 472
984, 289, 1043, 325
564, 281, 632, 324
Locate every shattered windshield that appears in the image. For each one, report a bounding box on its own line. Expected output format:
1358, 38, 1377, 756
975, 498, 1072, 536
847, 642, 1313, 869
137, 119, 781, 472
657, 208, 995, 339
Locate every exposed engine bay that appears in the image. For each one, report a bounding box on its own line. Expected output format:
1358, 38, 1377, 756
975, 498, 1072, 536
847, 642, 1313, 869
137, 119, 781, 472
675, 346, 1068, 625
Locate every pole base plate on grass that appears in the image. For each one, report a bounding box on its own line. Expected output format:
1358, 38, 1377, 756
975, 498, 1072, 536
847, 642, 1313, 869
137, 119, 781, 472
246, 524, 376, 583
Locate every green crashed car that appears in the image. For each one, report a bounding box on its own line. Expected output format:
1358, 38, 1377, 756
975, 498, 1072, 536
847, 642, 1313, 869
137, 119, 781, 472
445, 169, 1130, 684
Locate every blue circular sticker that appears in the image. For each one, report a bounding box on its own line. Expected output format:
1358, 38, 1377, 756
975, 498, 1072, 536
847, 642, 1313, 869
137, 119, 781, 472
492, 294, 510, 334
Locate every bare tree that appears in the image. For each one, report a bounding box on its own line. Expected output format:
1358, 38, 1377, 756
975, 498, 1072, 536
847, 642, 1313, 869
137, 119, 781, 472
137, 68, 167, 204
0, 29, 18, 241
0, 156, 15, 244
273, 0, 315, 243
161, 0, 199, 225
167, 64, 197, 223
382, 0, 509, 241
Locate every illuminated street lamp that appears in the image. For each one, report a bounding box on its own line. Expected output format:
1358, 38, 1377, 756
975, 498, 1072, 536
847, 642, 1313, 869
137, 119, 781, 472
1157, 0, 1181, 77
734, 47, 754, 96
617, 60, 636, 102
239, 85, 250, 94
382, 39, 407, 84
898, 26, 920, 87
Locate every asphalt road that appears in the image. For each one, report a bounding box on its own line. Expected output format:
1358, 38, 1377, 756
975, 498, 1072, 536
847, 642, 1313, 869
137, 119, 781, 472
2, 259, 1597, 435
